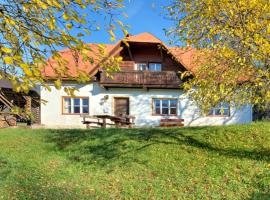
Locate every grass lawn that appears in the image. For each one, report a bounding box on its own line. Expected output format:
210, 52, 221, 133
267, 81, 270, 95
0, 122, 269, 199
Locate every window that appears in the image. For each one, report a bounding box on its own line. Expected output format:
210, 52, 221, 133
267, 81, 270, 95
82, 98, 89, 114
62, 97, 89, 114
136, 63, 148, 71
153, 98, 177, 115
135, 63, 162, 71
63, 98, 72, 114
149, 63, 162, 71
209, 103, 230, 116
73, 98, 80, 113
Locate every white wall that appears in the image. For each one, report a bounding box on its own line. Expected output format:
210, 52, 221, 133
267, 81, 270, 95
40, 82, 253, 128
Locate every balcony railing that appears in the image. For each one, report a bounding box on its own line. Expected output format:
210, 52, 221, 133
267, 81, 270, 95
100, 71, 182, 89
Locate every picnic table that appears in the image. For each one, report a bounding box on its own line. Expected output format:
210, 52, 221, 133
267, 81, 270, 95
81, 114, 135, 128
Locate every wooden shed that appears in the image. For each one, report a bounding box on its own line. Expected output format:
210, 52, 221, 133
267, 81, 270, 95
0, 79, 40, 128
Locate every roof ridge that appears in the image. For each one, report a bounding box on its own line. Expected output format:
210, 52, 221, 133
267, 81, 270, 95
141, 31, 162, 42
125, 32, 162, 43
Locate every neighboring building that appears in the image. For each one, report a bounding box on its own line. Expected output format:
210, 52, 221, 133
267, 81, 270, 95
0, 79, 40, 127
40, 32, 252, 128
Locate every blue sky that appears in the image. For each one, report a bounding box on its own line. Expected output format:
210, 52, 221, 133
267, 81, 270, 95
83, 0, 177, 45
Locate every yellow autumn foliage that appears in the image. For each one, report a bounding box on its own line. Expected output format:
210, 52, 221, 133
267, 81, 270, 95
167, 0, 270, 111
0, 0, 127, 94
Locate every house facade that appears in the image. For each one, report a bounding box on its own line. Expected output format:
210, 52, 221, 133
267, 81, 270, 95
40, 32, 252, 128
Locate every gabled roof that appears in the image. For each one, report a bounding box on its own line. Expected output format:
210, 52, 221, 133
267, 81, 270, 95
168, 47, 199, 74
44, 44, 116, 79
43, 32, 199, 79
126, 32, 162, 43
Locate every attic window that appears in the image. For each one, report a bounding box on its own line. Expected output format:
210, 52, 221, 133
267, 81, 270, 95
135, 63, 148, 71
135, 63, 162, 71
149, 63, 162, 71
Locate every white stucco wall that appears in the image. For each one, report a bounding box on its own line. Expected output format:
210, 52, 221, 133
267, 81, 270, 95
40, 82, 253, 128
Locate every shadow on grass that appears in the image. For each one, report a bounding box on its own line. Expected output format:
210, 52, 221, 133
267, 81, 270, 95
45, 127, 270, 167
246, 168, 270, 200
4, 168, 93, 199
0, 158, 90, 199
0, 156, 11, 180
247, 192, 270, 200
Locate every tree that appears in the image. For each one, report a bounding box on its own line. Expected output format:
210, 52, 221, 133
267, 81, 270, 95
165, 0, 270, 112
0, 0, 126, 94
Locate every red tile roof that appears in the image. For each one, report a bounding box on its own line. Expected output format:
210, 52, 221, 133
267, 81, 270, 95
167, 47, 200, 73
126, 32, 162, 43
44, 44, 116, 79
43, 32, 199, 79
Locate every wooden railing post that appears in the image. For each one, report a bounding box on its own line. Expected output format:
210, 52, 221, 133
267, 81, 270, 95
24, 96, 31, 112
24, 96, 32, 125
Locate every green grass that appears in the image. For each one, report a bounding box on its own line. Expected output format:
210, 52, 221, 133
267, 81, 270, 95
0, 122, 269, 199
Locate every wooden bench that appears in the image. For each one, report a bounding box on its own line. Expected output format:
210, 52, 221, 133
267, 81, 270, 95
81, 115, 135, 128
114, 115, 135, 128
160, 119, 184, 127
83, 121, 103, 128
81, 115, 115, 128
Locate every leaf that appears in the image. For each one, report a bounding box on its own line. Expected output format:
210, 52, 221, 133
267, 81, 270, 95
48, 21, 55, 30
54, 79, 62, 90
5, 18, 16, 26
122, 28, 128, 37
3, 57, 13, 64
122, 12, 129, 18
116, 20, 123, 27
66, 23, 73, 30
63, 13, 70, 21
77, 32, 84, 37
109, 29, 115, 41
37, 1, 48, 9
83, 28, 91, 35
1, 47, 12, 53
20, 63, 33, 77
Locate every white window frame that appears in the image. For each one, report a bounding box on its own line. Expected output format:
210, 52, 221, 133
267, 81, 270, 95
209, 103, 230, 117
62, 97, 89, 115
135, 63, 148, 71
135, 63, 162, 71
153, 98, 178, 116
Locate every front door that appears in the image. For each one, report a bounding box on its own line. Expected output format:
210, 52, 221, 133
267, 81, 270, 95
114, 97, 129, 116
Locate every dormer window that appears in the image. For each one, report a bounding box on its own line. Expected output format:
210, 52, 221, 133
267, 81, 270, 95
135, 63, 162, 71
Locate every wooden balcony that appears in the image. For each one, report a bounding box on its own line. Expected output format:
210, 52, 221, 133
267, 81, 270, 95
100, 71, 182, 89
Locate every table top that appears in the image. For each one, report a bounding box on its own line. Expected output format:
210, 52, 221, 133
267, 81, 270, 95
93, 115, 122, 120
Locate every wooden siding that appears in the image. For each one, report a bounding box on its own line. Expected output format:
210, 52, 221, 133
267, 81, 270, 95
119, 61, 135, 71
100, 71, 182, 88
100, 42, 185, 89
119, 43, 184, 72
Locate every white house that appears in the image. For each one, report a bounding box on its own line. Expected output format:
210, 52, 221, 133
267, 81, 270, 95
40, 32, 252, 128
